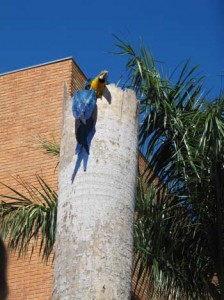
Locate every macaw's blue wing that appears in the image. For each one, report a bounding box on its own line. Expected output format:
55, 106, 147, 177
72, 89, 96, 122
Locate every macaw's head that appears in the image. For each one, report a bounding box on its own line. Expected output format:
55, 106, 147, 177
98, 70, 109, 82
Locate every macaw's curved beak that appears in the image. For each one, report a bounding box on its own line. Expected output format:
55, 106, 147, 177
99, 70, 109, 81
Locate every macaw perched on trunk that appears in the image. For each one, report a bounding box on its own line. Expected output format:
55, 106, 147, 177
72, 70, 108, 154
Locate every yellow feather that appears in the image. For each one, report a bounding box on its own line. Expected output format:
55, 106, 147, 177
90, 75, 106, 98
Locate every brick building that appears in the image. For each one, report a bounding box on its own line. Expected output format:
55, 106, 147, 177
0, 58, 148, 299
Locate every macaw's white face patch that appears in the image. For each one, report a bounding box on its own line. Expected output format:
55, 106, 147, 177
98, 70, 109, 81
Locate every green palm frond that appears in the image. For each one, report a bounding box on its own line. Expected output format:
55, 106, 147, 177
37, 136, 60, 171
0, 176, 57, 261
114, 36, 206, 186
133, 175, 213, 300
37, 136, 60, 157
113, 35, 163, 99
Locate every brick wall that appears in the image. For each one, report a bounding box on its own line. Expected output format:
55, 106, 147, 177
0, 58, 86, 299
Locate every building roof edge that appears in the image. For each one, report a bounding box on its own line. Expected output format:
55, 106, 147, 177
0, 57, 82, 76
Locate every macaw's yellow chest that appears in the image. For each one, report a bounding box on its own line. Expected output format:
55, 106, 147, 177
90, 78, 106, 98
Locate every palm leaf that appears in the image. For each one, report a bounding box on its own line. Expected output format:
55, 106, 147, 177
133, 175, 213, 299
0, 176, 57, 261
37, 136, 60, 157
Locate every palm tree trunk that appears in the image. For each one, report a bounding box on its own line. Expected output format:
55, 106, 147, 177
53, 84, 139, 299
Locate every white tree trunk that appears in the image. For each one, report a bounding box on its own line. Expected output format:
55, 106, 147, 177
53, 84, 139, 299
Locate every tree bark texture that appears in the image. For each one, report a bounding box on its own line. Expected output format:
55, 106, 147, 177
53, 84, 139, 299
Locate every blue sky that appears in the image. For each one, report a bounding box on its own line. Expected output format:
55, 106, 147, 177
1, 0, 223, 99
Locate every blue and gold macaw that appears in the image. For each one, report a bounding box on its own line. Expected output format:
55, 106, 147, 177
72, 70, 108, 154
